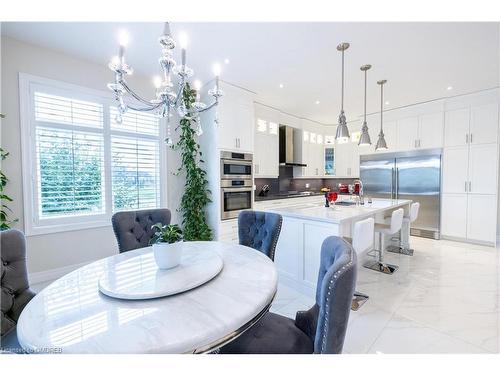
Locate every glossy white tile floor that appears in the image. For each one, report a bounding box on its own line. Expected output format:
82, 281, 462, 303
270, 236, 500, 354
31, 236, 499, 354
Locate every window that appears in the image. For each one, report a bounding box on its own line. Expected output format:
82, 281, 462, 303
20, 74, 166, 235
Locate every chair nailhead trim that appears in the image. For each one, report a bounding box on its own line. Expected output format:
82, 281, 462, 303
320, 242, 354, 353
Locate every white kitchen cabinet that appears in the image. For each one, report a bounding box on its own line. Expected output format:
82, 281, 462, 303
254, 105, 279, 178
444, 104, 499, 148
468, 143, 498, 195
441, 101, 499, 245
470, 103, 499, 145
216, 87, 255, 152
293, 125, 325, 178
466, 194, 498, 243
441, 194, 468, 238
397, 117, 419, 151
419, 112, 444, 149
442, 146, 469, 194
444, 108, 470, 147
397, 113, 443, 151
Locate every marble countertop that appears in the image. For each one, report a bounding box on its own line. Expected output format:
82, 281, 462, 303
17, 241, 277, 354
267, 198, 412, 224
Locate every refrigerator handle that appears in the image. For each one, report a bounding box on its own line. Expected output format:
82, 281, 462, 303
396, 167, 399, 199
391, 167, 395, 199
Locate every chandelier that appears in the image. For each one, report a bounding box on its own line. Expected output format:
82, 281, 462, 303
107, 22, 223, 144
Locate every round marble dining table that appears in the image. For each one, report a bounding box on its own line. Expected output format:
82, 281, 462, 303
17, 241, 278, 354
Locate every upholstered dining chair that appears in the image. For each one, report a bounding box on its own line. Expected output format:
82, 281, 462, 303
220, 236, 357, 354
112, 208, 171, 253
1, 229, 36, 351
237, 210, 283, 261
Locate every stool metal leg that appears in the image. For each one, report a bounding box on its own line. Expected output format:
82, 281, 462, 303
387, 224, 414, 256
351, 291, 369, 311
364, 232, 399, 275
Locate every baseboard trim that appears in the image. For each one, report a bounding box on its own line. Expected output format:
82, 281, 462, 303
441, 235, 496, 248
29, 261, 90, 285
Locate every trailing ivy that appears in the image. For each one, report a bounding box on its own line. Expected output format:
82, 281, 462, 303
1, 148, 17, 230
171, 83, 212, 241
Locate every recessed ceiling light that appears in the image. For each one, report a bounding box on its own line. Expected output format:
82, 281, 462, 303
279, 83, 284, 88
447, 86, 453, 91
224, 58, 230, 64
315, 100, 320, 105
385, 101, 390, 105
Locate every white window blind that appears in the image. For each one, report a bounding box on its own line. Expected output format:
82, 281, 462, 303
22, 76, 165, 235
111, 135, 160, 211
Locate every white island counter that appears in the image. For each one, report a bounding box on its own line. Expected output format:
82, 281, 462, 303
264, 198, 412, 296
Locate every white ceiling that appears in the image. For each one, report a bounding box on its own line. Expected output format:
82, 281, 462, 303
2, 22, 499, 124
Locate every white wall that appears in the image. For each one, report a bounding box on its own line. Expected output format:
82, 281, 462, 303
1, 36, 183, 275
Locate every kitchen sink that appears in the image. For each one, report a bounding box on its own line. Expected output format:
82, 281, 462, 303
335, 201, 357, 206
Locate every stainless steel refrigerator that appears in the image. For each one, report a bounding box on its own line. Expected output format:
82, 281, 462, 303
359, 149, 441, 239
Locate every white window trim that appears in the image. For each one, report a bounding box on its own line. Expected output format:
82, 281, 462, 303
19, 73, 168, 236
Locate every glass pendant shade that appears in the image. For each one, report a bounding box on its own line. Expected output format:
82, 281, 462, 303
358, 121, 371, 146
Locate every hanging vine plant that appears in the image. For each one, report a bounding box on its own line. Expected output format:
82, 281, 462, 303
170, 83, 212, 241
1, 147, 18, 230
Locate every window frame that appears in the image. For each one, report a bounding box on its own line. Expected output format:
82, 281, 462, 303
19, 73, 168, 236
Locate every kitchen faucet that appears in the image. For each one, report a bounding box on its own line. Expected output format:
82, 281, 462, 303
353, 179, 364, 205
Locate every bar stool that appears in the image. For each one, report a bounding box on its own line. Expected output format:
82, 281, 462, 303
387, 202, 420, 256
364, 208, 404, 275
346, 217, 375, 311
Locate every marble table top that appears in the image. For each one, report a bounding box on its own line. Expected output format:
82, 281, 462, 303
17, 241, 277, 354
268, 198, 412, 224
98, 244, 223, 300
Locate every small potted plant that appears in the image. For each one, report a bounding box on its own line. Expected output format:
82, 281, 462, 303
150, 223, 183, 269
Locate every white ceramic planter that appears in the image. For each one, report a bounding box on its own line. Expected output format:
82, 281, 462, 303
153, 242, 183, 270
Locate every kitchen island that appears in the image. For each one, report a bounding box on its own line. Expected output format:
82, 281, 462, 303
265, 198, 412, 296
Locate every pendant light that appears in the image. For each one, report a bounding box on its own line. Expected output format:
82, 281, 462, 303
375, 79, 388, 151
358, 64, 372, 146
335, 42, 350, 144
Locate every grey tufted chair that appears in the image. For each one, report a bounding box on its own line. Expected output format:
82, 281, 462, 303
238, 210, 283, 261
220, 236, 357, 354
1, 229, 36, 350
112, 209, 171, 253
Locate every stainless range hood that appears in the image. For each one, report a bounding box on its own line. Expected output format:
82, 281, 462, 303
279, 125, 307, 167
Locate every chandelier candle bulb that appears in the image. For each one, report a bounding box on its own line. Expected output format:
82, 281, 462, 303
163, 22, 171, 36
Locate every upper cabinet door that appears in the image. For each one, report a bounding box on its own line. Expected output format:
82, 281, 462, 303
444, 108, 470, 147
470, 103, 499, 145
397, 117, 419, 151
442, 146, 469, 194
235, 101, 255, 152
419, 112, 444, 149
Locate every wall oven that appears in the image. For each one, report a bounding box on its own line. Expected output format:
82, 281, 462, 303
220, 151, 253, 220
220, 151, 253, 179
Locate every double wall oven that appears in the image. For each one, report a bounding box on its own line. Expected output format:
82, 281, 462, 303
220, 151, 253, 220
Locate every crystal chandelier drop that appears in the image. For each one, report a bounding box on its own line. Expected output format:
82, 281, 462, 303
335, 42, 350, 144
107, 22, 223, 144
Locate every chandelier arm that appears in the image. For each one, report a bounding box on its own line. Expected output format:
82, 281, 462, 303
120, 80, 158, 107
190, 99, 219, 114
126, 102, 164, 112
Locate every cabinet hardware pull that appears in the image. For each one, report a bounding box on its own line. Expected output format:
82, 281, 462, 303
470, 134, 472, 143
469, 181, 472, 192
465, 134, 469, 144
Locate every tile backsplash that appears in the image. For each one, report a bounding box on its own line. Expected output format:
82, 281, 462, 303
255, 167, 357, 196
